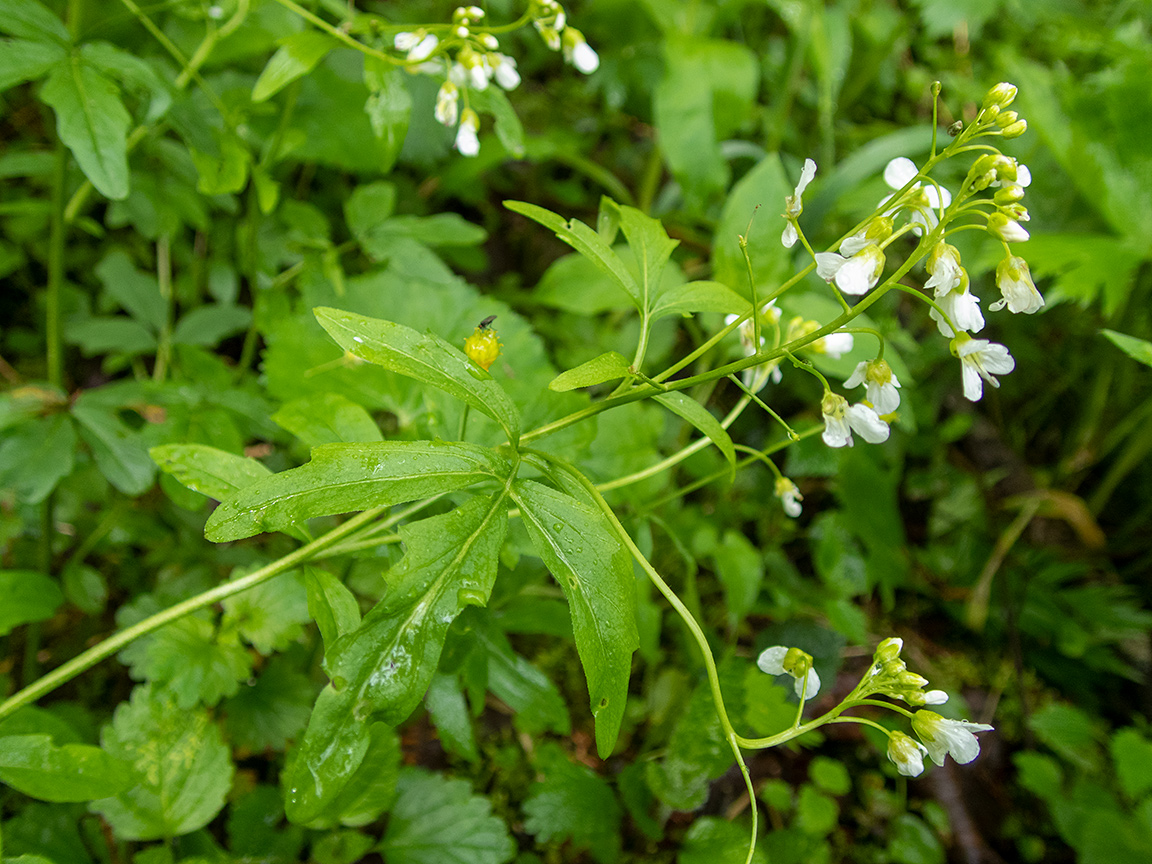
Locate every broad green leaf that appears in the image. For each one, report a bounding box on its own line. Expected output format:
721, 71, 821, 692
71, 398, 155, 495
0, 570, 63, 635
305, 567, 362, 653
478, 620, 570, 736
252, 30, 337, 102
1102, 329, 1152, 368
188, 131, 249, 195
679, 816, 768, 864
64, 316, 157, 355
284, 686, 370, 825
227, 784, 306, 862
171, 305, 252, 346
504, 201, 641, 310
712, 529, 763, 625
796, 784, 839, 836
650, 280, 749, 320
512, 480, 637, 757
314, 307, 521, 441
0, 38, 65, 91
344, 181, 396, 234
1112, 728, 1152, 801
712, 153, 791, 298
309, 721, 401, 829
362, 61, 410, 168
222, 569, 311, 654
312, 831, 375, 864
328, 491, 510, 725
91, 684, 233, 840
0, 0, 69, 43
653, 391, 735, 476
424, 673, 478, 762
273, 393, 383, 447
0, 413, 75, 503
0, 735, 133, 803
522, 742, 622, 864
470, 85, 525, 157
616, 204, 679, 310
378, 768, 515, 864
358, 214, 488, 252
150, 443, 272, 501
534, 252, 636, 314
205, 440, 508, 541
80, 41, 171, 116
548, 351, 632, 392
94, 249, 165, 331
40, 57, 131, 200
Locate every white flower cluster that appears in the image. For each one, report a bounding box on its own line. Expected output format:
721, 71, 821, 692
397, 2, 599, 157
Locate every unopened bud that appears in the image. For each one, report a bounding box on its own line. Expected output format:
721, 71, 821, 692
995, 110, 1018, 128
875, 637, 903, 663
983, 82, 1017, 110
1000, 120, 1027, 138
993, 185, 1026, 205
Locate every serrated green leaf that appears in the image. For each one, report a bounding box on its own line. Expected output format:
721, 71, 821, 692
171, 304, 252, 346
653, 391, 735, 477
274, 393, 383, 447
71, 398, 155, 495
91, 684, 233, 840
0, 0, 69, 43
252, 30, 337, 103
0, 38, 65, 91
513, 480, 637, 757
116, 612, 253, 709
314, 307, 521, 441
222, 569, 311, 654
312, 830, 375, 864
205, 440, 508, 541
0, 735, 133, 802
378, 768, 515, 864
616, 204, 678, 312
328, 492, 510, 725
504, 201, 641, 310
523, 742, 622, 864
305, 566, 362, 653
223, 657, 314, 753
548, 351, 632, 392
0, 413, 75, 503
650, 280, 749, 320
150, 443, 272, 501
1102, 329, 1152, 368
0, 570, 63, 636
40, 57, 130, 200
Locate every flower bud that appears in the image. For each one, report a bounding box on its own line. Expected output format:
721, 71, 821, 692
993, 185, 1026, 205
464, 320, 501, 370
982, 104, 1001, 121
874, 637, 903, 663
995, 110, 1019, 128
888, 732, 927, 777
982, 82, 1017, 109
1000, 120, 1028, 138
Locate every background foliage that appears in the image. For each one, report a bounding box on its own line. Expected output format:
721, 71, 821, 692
2, 0, 1152, 862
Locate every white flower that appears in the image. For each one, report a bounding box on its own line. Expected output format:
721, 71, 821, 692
775, 476, 803, 518
888, 732, 928, 777
434, 81, 459, 127
395, 31, 439, 62
813, 331, 854, 359
758, 645, 820, 699
562, 28, 599, 74
930, 285, 984, 338
782, 158, 817, 248
815, 244, 886, 296
922, 690, 949, 705
725, 305, 782, 392
912, 710, 995, 767
844, 359, 901, 415
883, 157, 952, 234
491, 53, 520, 90
821, 392, 890, 448
993, 256, 1043, 314
953, 336, 1015, 401
924, 243, 964, 296
454, 109, 480, 157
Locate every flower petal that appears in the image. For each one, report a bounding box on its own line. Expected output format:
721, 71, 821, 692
884, 156, 919, 190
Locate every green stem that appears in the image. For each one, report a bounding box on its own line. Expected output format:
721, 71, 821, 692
152, 236, 173, 382
46, 142, 67, 389
269, 0, 401, 64
0, 506, 386, 721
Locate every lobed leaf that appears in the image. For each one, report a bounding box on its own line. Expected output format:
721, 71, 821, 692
512, 480, 637, 757
314, 307, 520, 441
205, 440, 509, 541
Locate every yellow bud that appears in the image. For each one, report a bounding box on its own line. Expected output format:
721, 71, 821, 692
982, 82, 1017, 110
995, 110, 1019, 128
1000, 120, 1027, 138
465, 326, 501, 371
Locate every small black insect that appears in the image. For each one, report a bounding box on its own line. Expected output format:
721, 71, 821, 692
478, 315, 497, 330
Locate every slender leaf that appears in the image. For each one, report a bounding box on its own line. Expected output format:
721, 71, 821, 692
273, 393, 383, 447
650, 280, 749, 320
512, 479, 638, 757
616, 205, 678, 310
283, 686, 370, 825
548, 351, 632, 392
0, 413, 76, 503
71, 398, 155, 495
305, 566, 362, 653
150, 443, 272, 501
327, 491, 510, 725
1102, 329, 1152, 368
252, 30, 337, 102
653, 391, 735, 476
65, 316, 157, 355
171, 304, 252, 346
40, 56, 131, 200
315, 307, 521, 441
0, 0, 70, 43
504, 201, 641, 310
0, 735, 133, 803
425, 673, 478, 762
205, 440, 509, 541
94, 249, 165, 331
